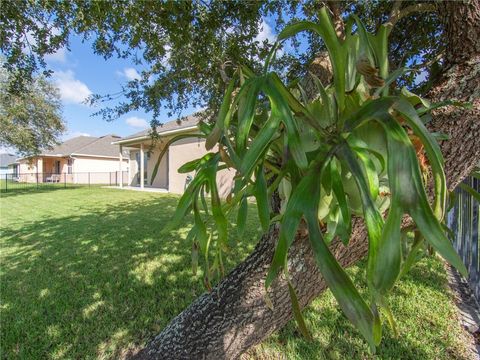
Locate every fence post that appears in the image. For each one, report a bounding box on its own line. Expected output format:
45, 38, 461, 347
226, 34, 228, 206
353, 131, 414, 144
36, 170, 39, 189
88, 172, 90, 187
116, 171, 118, 186
5, 173, 7, 193
64, 173, 67, 188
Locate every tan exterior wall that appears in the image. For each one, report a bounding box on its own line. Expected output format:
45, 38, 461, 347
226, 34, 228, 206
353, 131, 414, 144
128, 146, 168, 188
168, 137, 234, 197
118, 133, 235, 197
72, 156, 127, 173
16, 156, 127, 184
72, 156, 127, 184
128, 151, 138, 186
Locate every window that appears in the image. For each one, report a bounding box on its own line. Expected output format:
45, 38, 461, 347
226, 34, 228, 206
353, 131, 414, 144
67, 159, 73, 174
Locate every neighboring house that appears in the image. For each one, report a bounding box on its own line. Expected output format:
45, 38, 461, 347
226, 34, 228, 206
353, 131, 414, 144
0, 153, 17, 175
16, 135, 128, 184
113, 115, 234, 196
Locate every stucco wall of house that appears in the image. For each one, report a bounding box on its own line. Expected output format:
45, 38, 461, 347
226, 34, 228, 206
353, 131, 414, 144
128, 151, 139, 186
18, 158, 42, 182
128, 147, 168, 188
16, 156, 126, 184
147, 146, 168, 189
72, 156, 128, 184
168, 137, 234, 197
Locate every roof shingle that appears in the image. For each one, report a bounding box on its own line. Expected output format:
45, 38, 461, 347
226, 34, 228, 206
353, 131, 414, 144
42, 135, 122, 158
118, 114, 200, 142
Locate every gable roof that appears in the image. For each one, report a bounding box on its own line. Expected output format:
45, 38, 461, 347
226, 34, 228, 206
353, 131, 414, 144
0, 153, 17, 167
40, 135, 122, 158
114, 114, 200, 144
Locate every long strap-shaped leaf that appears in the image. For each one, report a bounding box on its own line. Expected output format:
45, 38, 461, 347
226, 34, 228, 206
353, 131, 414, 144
394, 98, 447, 220
255, 164, 270, 233
236, 77, 264, 154
277, 8, 346, 113
303, 171, 381, 349
263, 75, 308, 170
380, 115, 467, 276
206, 74, 237, 150
329, 159, 352, 245
343, 97, 396, 132
337, 143, 385, 293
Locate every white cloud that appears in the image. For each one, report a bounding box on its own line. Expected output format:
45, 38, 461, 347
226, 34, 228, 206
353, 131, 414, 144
117, 67, 141, 81
45, 47, 67, 63
125, 116, 149, 129
53, 70, 92, 105
63, 131, 92, 141
256, 19, 276, 44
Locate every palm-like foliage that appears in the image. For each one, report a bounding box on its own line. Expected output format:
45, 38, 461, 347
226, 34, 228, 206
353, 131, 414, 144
157, 8, 467, 350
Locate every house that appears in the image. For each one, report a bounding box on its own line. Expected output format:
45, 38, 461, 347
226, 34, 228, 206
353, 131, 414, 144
112, 115, 234, 196
16, 135, 128, 184
0, 154, 17, 175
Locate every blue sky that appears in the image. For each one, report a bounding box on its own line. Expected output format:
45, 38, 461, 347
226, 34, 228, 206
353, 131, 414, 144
46, 34, 200, 140
45, 19, 278, 142
5, 15, 425, 153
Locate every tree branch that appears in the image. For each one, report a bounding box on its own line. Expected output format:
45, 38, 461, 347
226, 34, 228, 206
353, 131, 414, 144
386, 3, 436, 31
326, 1, 345, 40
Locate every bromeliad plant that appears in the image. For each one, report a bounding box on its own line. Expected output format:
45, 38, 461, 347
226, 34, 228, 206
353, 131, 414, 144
156, 8, 467, 350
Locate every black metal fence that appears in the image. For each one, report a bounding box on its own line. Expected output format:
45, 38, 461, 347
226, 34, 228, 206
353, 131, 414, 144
1, 171, 128, 193
447, 175, 480, 301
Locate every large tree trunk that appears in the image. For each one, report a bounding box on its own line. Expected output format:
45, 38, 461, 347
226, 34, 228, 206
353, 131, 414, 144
134, 2, 480, 359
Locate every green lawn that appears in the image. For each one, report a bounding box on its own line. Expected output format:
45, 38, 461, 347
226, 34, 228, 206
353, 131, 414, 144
0, 187, 471, 359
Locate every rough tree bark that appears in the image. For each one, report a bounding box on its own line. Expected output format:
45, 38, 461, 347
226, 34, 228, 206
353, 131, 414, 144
133, 2, 480, 359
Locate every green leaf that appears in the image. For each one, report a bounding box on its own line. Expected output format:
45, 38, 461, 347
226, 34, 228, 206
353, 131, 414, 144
264, 75, 308, 170
164, 171, 207, 232
338, 143, 385, 294
287, 278, 312, 339
205, 164, 228, 249
191, 241, 199, 276
399, 231, 425, 279
329, 159, 352, 244
355, 149, 380, 200
395, 98, 446, 219
371, 198, 402, 295
459, 183, 480, 203
193, 194, 209, 254
255, 165, 270, 232
277, 20, 319, 41
344, 97, 396, 132
265, 157, 330, 288
265, 175, 315, 288
380, 115, 467, 277
305, 185, 379, 348
237, 77, 264, 153
239, 107, 281, 176
277, 9, 346, 113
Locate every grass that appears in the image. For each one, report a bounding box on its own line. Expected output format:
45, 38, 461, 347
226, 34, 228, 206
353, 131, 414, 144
0, 187, 471, 359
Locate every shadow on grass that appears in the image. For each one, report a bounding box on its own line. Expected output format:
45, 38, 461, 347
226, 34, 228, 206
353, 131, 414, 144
0, 195, 259, 359
0, 184, 91, 198
0, 189, 467, 360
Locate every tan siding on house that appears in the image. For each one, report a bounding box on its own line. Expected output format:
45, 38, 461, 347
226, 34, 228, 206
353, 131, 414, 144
148, 147, 168, 189
168, 137, 234, 197
72, 156, 127, 173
